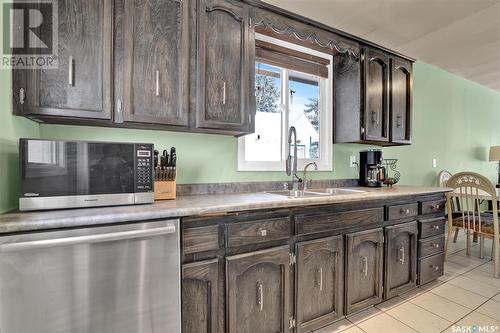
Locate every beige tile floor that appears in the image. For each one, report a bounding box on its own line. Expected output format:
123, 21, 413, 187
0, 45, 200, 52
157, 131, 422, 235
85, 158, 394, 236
315, 231, 500, 333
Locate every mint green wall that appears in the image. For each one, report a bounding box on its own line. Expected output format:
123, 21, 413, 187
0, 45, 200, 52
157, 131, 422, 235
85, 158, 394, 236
2, 61, 500, 213
0, 69, 40, 213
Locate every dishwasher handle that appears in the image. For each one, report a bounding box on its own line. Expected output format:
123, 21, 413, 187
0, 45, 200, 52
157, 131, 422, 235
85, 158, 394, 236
0, 224, 176, 252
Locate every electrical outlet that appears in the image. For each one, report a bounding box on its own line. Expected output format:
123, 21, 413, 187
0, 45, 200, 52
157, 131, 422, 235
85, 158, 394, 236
350, 155, 357, 168
432, 158, 437, 168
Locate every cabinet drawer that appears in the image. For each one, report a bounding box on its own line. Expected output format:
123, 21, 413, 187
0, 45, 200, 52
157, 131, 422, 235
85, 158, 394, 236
296, 208, 384, 236
226, 218, 290, 248
387, 203, 418, 221
419, 218, 446, 239
183, 225, 220, 254
418, 235, 445, 258
420, 200, 445, 215
418, 253, 444, 285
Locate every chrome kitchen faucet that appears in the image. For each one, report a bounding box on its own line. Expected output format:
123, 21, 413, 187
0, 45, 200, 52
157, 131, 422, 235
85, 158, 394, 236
286, 126, 302, 191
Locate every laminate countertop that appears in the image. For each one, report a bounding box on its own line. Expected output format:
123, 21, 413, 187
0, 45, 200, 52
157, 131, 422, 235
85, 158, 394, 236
0, 186, 450, 234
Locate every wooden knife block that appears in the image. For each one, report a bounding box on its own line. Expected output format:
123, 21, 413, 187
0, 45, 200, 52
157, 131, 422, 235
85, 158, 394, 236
154, 180, 176, 200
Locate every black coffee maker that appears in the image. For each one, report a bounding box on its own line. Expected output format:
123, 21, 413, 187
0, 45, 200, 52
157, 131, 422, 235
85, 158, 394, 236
359, 150, 386, 187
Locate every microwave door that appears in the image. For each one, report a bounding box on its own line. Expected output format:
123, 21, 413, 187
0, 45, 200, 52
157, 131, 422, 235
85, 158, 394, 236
76, 142, 90, 195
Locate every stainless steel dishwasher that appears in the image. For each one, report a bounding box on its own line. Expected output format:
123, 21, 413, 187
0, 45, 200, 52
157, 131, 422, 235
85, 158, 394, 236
0, 219, 181, 333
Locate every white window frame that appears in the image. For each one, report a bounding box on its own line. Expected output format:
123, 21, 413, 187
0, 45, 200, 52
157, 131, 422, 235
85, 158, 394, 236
238, 33, 333, 172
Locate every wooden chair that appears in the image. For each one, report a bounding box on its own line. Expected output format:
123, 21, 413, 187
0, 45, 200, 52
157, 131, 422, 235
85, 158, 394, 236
437, 170, 452, 187
445, 172, 500, 278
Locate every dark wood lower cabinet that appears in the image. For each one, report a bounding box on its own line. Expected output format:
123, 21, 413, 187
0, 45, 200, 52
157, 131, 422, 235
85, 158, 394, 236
345, 228, 384, 314
182, 259, 220, 333
226, 246, 291, 333
295, 236, 344, 333
384, 222, 418, 299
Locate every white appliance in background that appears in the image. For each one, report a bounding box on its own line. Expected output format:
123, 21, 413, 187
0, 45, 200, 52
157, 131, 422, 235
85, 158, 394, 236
0, 219, 181, 333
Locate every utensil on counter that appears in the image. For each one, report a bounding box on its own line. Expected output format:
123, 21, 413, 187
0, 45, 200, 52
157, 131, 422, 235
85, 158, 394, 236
154, 146, 177, 201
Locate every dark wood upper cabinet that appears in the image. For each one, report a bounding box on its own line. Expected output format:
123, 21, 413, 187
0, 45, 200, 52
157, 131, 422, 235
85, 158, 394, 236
295, 236, 344, 333
345, 228, 384, 314
119, 0, 189, 126
182, 259, 220, 333
363, 48, 390, 143
334, 47, 413, 146
14, 0, 113, 120
194, 0, 255, 134
384, 222, 418, 299
226, 246, 291, 333
390, 57, 413, 144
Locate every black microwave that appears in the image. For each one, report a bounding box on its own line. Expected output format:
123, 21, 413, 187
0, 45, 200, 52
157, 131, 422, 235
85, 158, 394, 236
19, 139, 154, 211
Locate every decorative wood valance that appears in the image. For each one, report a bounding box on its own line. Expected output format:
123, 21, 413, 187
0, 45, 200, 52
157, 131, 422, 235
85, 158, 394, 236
254, 11, 360, 61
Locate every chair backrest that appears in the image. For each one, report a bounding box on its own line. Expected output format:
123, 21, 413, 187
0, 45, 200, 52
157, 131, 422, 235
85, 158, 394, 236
437, 170, 452, 187
446, 172, 498, 234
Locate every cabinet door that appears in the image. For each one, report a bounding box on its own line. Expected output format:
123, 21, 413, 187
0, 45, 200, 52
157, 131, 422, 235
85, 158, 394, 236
226, 246, 291, 333
196, 0, 255, 134
296, 236, 343, 333
16, 0, 112, 119
121, 0, 189, 126
182, 259, 220, 333
345, 228, 384, 314
363, 48, 389, 142
384, 222, 418, 299
390, 58, 413, 144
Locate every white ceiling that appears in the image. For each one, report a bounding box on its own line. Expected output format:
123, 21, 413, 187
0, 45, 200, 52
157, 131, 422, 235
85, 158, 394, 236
264, 0, 500, 92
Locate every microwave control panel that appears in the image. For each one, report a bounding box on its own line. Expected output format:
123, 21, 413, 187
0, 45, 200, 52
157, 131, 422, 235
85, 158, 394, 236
135, 144, 154, 192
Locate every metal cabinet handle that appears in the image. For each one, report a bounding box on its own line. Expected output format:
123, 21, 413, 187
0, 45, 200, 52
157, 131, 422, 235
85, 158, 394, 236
371, 109, 380, 125
431, 265, 440, 271
431, 243, 440, 249
396, 115, 403, 128
156, 70, 160, 96
317, 267, 323, 291
432, 225, 440, 230
19, 88, 25, 104
257, 282, 263, 311
400, 208, 410, 214
362, 256, 368, 277
433, 204, 441, 210
258, 228, 267, 237
0, 225, 176, 252
222, 81, 226, 105
68, 56, 74, 86
399, 246, 405, 264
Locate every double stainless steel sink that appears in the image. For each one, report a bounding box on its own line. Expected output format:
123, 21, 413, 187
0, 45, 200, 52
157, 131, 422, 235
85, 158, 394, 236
265, 188, 366, 199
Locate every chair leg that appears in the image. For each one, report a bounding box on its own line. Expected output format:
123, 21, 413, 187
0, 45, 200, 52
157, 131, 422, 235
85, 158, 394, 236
453, 229, 459, 243
466, 230, 471, 256
479, 234, 485, 259
494, 236, 500, 278
445, 226, 455, 257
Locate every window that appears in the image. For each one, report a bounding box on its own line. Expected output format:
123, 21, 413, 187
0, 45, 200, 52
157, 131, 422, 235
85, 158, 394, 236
238, 34, 333, 171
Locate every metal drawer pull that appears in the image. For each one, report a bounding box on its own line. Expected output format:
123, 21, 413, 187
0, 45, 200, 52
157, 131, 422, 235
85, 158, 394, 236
431, 225, 440, 230
317, 267, 323, 291
431, 243, 440, 249
68, 56, 74, 86
0, 225, 176, 252
222, 81, 226, 105
400, 208, 411, 214
362, 256, 368, 277
258, 228, 267, 237
399, 246, 405, 264
156, 70, 160, 96
430, 265, 440, 271
257, 282, 263, 311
